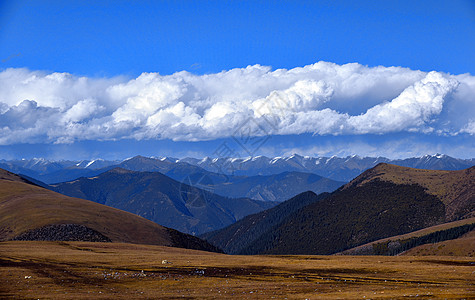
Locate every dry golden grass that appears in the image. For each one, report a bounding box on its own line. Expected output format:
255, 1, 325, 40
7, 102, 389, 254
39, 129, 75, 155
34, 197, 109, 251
0, 241, 474, 299
344, 164, 474, 220
0, 180, 173, 245
403, 230, 475, 257
0, 169, 30, 182
341, 217, 475, 256
346, 164, 473, 204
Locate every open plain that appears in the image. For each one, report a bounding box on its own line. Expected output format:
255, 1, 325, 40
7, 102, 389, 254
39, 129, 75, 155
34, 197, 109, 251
0, 241, 473, 299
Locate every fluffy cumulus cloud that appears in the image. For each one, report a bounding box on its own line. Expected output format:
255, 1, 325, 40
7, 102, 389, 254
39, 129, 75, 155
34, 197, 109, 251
0, 61, 474, 145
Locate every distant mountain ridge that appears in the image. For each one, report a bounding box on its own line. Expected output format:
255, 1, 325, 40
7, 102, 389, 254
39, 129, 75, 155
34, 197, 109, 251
181, 154, 475, 181
1, 155, 345, 202
1, 153, 473, 183
201, 171, 344, 202
51, 168, 275, 235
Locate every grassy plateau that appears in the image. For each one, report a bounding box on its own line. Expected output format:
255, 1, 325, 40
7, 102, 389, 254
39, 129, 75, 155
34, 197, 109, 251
0, 241, 474, 299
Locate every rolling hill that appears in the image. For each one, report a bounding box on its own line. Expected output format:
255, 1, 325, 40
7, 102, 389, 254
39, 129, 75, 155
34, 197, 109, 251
401, 230, 475, 257
0, 169, 220, 252
51, 168, 275, 235
339, 217, 475, 256
343, 163, 475, 220
203, 164, 474, 255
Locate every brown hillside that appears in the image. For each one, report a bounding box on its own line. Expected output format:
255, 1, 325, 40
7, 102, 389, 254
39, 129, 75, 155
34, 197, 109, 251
342, 163, 475, 220
0, 169, 32, 183
401, 230, 475, 257
0, 170, 218, 252
339, 217, 475, 256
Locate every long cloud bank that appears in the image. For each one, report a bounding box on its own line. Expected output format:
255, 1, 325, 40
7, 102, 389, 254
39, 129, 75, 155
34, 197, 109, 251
0, 61, 474, 145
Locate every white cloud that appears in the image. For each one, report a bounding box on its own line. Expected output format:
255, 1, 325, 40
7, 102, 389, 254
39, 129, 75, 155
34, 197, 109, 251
0, 62, 474, 145
346, 71, 459, 134
461, 120, 475, 135
63, 98, 104, 123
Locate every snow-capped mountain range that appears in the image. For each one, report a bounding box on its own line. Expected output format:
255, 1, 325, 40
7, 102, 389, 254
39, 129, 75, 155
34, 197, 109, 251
179, 154, 474, 181
1, 154, 473, 183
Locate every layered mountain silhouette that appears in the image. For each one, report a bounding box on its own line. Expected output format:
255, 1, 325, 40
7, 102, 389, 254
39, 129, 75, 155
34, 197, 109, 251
114, 156, 344, 201
2, 153, 472, 183
3, 156, 343, 202
203, 163, 474, 255
51, 168, 275, 235
0, 156, 204, 184
3, 159, 473, 256
208, 171, 344, 202
0, 168, 220, 252
182, 154, 474, 181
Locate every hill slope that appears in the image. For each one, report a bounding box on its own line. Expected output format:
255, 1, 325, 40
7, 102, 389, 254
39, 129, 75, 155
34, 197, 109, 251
0, 169, 220, 252
51, 168, 275, 235
204, 164, 474, 255
339, 217, 475, 256
401, 230, 475, 257
343, 163, 475, 220
201, 191, 329, 254
0, 168, 37, 184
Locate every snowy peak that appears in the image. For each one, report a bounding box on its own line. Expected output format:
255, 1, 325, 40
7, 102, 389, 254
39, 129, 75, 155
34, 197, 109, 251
75, 159, 118, 170
179, 154, 474, 181
0, 153, 473, 184
157, 156, 180, 163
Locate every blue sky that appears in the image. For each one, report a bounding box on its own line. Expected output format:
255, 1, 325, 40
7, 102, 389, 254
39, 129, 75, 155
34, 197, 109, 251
0, 0, 474, 160
2, 0, 474, 76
